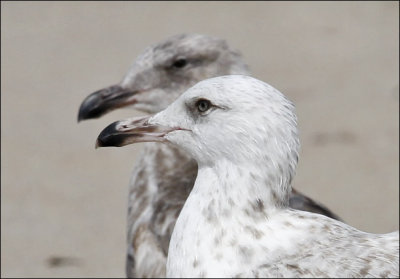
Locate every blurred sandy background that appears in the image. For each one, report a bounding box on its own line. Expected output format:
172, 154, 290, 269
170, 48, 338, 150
1, 1, 398, 277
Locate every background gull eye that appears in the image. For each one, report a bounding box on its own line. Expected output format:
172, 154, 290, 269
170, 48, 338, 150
172, 58, 187, 68
196, 99, 211, 113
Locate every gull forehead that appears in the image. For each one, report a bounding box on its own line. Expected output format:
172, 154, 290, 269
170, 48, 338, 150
183, 75, 292, 109
152, 33, 231, 59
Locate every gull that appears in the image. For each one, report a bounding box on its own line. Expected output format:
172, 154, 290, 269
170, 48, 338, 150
78, 33, 341, 277
96, 75, 399, 278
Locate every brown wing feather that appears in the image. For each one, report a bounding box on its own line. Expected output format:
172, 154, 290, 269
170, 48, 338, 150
289, 188, 343, 221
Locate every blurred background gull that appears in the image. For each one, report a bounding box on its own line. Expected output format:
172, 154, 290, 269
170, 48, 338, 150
1, 1, 398, 277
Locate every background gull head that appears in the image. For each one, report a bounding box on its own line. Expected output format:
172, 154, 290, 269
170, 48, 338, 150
78, 33, 250, 120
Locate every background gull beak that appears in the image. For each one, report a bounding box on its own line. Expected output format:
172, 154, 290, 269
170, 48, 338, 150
96, 115, 181, 148
78, 85, 139, 122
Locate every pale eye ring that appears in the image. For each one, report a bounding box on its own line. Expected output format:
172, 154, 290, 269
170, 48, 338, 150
196, 99, 211, 113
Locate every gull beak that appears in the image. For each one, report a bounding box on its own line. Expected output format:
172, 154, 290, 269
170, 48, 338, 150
96, 115, 182, 148
78, 85, 139, 122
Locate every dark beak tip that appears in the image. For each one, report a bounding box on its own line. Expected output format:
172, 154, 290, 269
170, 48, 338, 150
77, 102, 100, 122
77, 105, 91, 123
77, 85, 135, 123
95, 121, 121, 148
77, 91, 107, 123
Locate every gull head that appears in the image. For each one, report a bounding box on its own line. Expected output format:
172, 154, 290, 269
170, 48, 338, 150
97, 75, 299, 179
78, 33, 249, 121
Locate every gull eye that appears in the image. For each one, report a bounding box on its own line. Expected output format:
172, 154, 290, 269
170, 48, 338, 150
196, 99, 211, 113
172, 58, 187, 68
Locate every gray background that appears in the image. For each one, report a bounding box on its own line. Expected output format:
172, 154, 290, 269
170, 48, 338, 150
1, 1, 398, 277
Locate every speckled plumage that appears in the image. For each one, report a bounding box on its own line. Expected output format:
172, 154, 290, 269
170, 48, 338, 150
80, 34, 342, 277
98, 75, 398, 278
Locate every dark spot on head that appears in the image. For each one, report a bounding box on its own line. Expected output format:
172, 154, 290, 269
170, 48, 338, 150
193, 259, 199, 268
259, 263, 271, 269
249, 172, 257, 180
244, 225, 264, 239
286, 263, 299, 270
238, 245, 254, 260
271, 190, 279, 202
251, 198, 264, 212
359, 266, 370, 277
283, 221, 294, 227
303, 253, 313, 258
